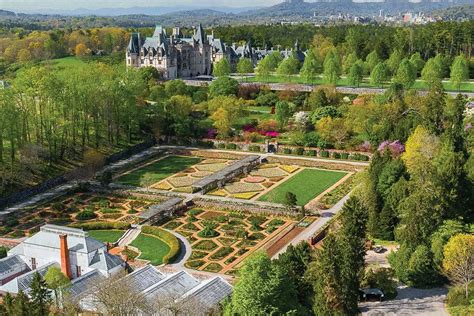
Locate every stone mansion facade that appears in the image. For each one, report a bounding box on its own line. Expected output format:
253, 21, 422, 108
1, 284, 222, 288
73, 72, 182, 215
126, 24, 306, 79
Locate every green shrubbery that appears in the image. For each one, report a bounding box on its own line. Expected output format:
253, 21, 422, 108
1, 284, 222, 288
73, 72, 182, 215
69, 221, 130, 230
295, 147, 304, 155
319, 150, 330, 158
226, 143, 237, 150
141, 226, 181, 264
362, 268, 398, 300
283, 148, 292, 154
249, 145, 261, 152
447, 283, 474, 316
76, 210, 97, 220
217, 143, 226, 149
306, 149, 317, 156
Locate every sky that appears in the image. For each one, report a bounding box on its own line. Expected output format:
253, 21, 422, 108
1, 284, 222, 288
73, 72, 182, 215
2, 0, 281, 12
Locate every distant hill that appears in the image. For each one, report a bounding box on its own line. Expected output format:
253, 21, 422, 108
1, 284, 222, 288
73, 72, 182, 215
0, 9, 15, 16
430, 4, 474, 20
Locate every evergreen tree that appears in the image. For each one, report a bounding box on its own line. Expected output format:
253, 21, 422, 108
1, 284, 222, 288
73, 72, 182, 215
256, 55, 272, 79
450, 55, 469, 92
364, 50, 380, 75
213, 58, 232, 77
342, 52, 358, 74
395, 58, 416, 89
300, 49, 321, 84
30, 272, 52, 316
370, 62, 389, 88
277, 54, 300, 81
409, 52, 425, 76
323, 54, 339, 84
421, 56, 443, 88
275, 101, 292, 130
12, 291, 31, 316
386, 49, 402, 75
236, 58, 254, 78
348, 59, 364, 87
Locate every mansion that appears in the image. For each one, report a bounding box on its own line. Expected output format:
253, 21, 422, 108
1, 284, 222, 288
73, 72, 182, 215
126, 24, 306, 79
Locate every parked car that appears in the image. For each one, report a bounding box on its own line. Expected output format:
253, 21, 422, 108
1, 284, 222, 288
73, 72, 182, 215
359, 288, 384, 301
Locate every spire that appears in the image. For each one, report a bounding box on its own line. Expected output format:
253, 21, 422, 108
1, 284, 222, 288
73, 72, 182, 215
194, 23, 206, 46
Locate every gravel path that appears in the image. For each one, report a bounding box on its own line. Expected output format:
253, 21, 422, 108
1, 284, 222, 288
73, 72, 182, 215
359, 286, 448, 316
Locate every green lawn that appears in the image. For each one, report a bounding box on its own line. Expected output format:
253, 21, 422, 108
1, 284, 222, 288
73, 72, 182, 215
246, 74, 474, 93
258, 169, 347, 206
130, 233, 171, 265
115, 155, 202, 187
87, 230, 125, 243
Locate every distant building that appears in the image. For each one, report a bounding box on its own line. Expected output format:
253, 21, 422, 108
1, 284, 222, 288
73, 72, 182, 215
0, 225, 125, 295
126, 24, 306, 79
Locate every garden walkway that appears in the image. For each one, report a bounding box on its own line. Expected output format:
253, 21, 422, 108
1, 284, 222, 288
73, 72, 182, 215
164, 229, 192, 267
271, 192, 351, 259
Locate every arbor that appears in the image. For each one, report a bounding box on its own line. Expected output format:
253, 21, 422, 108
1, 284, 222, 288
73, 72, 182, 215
370, 62, 389, 88
213, 58, 232, 77
209, 76, 239, 97
226, 252, 301, 315
300, 49, 321, 84
236, 58, 254, 77
30, 272, 52, 316
443, 234, 474, 299
450, 55, 469, 91
395, 58, 416, 89
348, 59, 364, 87
275, 101, 292, 129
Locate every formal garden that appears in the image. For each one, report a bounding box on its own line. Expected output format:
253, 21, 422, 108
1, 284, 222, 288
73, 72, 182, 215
0, 192, 157, 239
160, 207, 295, 275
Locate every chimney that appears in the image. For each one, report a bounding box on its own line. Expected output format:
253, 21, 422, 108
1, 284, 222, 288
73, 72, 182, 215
59, 234, 72, 279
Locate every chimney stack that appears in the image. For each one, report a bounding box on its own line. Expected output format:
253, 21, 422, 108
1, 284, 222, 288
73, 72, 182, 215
59, 234, 72, 279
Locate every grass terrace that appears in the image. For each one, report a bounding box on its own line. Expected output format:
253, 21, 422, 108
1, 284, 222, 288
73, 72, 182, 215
258, 168, 347, 206
130, 233, 171, 265
115, 155, 202, 187
87, 230, 125, 244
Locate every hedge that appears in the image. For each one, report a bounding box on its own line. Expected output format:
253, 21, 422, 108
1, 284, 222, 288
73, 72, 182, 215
217, 143, 226, 149
226, 143, 237, 150
141, 226, 181, 264
249, 145, 261, 152
350, 153, 370, 161
306, 149, 317, 156
295, 147, 304, 155
320, 150, 330, 158
332, 152, 341, 159
283, 148, 292, 154
341, 152, 349, 159
69, 221, 131, 230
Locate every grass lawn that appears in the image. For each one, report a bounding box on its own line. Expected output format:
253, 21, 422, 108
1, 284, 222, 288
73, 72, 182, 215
246, 74, 474, 93
130, 233, 171, 265
258, 169, 347, 206
87, 230, 125, 243
115, 155, 202, 187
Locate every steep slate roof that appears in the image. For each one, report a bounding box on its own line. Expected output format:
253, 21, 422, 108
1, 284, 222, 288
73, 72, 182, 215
89, 249, 124, 271
0, 262, 58, 294
122, 265, 165, 293
0, 255, 29, 279
193, 24, 206, 46
14, 224, 104, 255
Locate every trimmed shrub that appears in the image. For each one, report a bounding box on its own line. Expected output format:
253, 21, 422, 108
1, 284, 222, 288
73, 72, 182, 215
341, 152, 349, 159
320, 150, 330, 158
217, 143, 226, 149
76, 210, 97, 220
295, 147, 304, 155
197, 140, 214, 148
283, 148, 292, 155
249, 145, 261, 152
351, 153, 370, 161
306, 149, 317, 156
332, 152, 341, 159
226, 143, 237, 150
69, 221, 130, 230
141, 226, 181, 264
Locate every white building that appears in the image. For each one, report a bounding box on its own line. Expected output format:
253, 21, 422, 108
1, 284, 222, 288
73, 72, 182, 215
0, 225, 125, 295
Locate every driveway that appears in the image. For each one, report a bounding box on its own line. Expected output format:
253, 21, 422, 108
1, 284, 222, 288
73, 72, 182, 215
359, 286, 448, 316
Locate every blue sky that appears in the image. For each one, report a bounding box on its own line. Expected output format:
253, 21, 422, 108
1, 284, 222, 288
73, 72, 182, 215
2, 0, 281, 11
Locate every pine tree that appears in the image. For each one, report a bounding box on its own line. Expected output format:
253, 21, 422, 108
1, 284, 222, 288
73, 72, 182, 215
30, 272, 52, 316
300, 49, 321, 84
348, 59, 364, 87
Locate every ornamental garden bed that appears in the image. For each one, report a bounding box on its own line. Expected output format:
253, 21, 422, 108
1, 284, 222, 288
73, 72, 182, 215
159, 207, 295, 273
0, 192, 155, 238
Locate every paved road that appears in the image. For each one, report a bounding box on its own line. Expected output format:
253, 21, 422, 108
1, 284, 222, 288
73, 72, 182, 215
272, 192, 351, 258
165, 229, 192, 267
359, 286, 448, 316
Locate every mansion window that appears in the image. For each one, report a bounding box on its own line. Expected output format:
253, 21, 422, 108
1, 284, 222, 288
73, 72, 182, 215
31, 257, 36, 270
